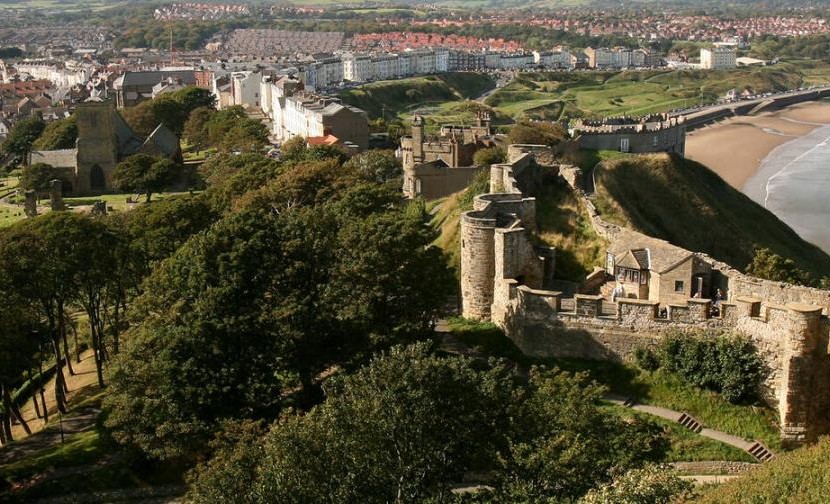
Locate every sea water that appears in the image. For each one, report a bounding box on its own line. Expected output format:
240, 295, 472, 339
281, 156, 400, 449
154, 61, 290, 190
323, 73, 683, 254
744, 122, 830, 254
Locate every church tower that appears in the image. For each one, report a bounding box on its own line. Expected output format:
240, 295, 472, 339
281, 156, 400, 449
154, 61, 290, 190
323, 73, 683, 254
74, 99, 120, 194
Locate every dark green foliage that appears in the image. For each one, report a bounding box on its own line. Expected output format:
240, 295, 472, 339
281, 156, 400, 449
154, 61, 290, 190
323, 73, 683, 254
1, 116, 45, 160
188, 347, 668, 504
747, 247, 812, 286
119, 194, 218, 268
634, 347, 660, 372
342, 149, 401, 184
121, 86, 216, 137
187, 420, 266, 504
658, 333, 764, 404
113, 154, 178, 203
0, 47, 23, 59
19, 163, 60, 193
251, 343, 511, 504
105, 177, 453, 459
191, 106, 268, 153
472, 146, 507, 168
499, 368, 668, 502
32, 116, 77, 151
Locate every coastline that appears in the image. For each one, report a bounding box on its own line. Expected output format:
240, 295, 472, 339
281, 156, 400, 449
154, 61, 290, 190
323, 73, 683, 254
685, 101, 830, 254
684, 101, 830, 190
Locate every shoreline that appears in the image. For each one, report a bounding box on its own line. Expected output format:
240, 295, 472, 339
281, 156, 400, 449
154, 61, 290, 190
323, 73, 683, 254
684, 101, 830, 191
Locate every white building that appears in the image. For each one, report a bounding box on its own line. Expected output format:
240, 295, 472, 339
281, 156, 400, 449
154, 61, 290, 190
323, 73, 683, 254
700, 44, 737, 70
231, 71, 262, 108
611, 48, 632, 68
499, 53, 533, 70
533, 49, 571, 69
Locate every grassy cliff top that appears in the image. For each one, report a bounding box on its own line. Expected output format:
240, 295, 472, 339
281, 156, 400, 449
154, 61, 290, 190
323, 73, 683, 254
593, 153, 830, 278
694, 437, 830, 503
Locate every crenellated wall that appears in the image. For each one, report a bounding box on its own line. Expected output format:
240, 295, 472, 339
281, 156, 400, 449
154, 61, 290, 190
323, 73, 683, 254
461, 144, 830, 446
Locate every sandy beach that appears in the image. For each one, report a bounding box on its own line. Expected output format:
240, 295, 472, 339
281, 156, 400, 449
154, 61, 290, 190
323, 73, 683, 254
685, 101, 830, 189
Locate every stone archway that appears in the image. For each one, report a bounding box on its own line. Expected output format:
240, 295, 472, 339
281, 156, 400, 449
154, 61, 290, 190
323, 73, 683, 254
90, 165, 105, 191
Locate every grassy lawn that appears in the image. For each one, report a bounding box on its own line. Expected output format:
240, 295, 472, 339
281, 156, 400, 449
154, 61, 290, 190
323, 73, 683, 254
1, 427, 186, 501
445, 317, 781, 453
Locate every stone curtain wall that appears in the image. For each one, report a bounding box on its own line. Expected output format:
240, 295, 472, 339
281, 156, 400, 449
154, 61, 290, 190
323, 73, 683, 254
494, 285, 830, 445
461, 145, 830, 445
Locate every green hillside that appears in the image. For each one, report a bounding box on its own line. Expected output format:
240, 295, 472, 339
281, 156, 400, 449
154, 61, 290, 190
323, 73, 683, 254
338, 72, 495, 120
593, 153, 830, 278
694, 437, 830, 503
485, 65, 813, 120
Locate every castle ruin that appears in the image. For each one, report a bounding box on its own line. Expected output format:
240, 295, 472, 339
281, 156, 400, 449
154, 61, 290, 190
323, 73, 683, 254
400, 113, 501, 200
460, 145, 830, 447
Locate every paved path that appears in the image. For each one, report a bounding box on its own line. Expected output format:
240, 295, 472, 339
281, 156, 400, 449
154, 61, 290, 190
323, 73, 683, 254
605, 395, 760, 453
0, 406, 100, 465
679, 474, 741, 485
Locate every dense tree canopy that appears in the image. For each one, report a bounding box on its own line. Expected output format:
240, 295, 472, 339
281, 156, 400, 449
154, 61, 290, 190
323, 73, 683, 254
113, 154, 179, 203
1, 116, 46, 161
104, 154, 454, 459
187, 346, 669, 503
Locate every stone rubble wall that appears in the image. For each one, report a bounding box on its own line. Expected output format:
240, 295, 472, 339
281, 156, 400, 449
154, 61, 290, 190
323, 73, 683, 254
462, 145, 830, 446
669, 461, 757, 475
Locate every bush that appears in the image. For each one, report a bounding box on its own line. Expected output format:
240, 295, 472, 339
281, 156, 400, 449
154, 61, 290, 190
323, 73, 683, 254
634, 347, 660, 372
658, 333, 763, 404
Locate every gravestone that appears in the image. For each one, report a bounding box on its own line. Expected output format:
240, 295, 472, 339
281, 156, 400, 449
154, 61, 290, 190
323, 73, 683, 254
49, 179, 66, 211
91, 200, 107, 216
23, 189, 37, 218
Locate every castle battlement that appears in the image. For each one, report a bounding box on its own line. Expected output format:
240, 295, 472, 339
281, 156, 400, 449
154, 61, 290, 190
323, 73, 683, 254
461, 144, 830, 447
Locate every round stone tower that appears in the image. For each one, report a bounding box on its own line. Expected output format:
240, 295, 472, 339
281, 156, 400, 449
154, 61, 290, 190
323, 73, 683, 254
460, 211, 497, 321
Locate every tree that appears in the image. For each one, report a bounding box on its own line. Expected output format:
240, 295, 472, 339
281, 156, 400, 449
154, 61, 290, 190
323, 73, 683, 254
279, 136, 307, 161
113, 154, 178, 203
0, 214, 85, 414
183, 106, 213, 151
473, 146, 507, 167
343, 149, 401, 184
499, 368, 668, 502
746, 247, 810, 285
189, 343, 511, 504
19, 163, 57, 195
0, 288, 39, 444
121, 101, 159, 138
581, 465, 692, 504
1, 116, 46, 161
32, 115, 77, 150
170, 86, 216, 113
105, 184, 452, 459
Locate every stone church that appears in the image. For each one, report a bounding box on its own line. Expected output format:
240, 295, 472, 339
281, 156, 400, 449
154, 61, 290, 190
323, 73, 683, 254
30, 98, 181, 195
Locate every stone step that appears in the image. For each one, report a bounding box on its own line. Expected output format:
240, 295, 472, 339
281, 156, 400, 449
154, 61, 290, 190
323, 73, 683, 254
747, 441, 775, 462
678, 413, 703, 433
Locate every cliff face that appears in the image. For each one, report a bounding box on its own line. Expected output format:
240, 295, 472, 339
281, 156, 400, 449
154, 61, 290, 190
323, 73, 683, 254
593, 153, 830, 279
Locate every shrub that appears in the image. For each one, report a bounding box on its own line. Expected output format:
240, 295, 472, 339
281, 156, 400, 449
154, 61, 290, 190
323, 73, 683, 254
633, 347, 660, 372
658, 333, 763, 404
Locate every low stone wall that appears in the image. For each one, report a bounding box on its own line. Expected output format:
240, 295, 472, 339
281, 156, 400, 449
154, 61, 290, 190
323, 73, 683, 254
669, 461, 757, 475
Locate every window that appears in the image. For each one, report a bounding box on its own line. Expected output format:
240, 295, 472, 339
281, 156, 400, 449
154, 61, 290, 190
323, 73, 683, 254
674, 280, 685, 293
